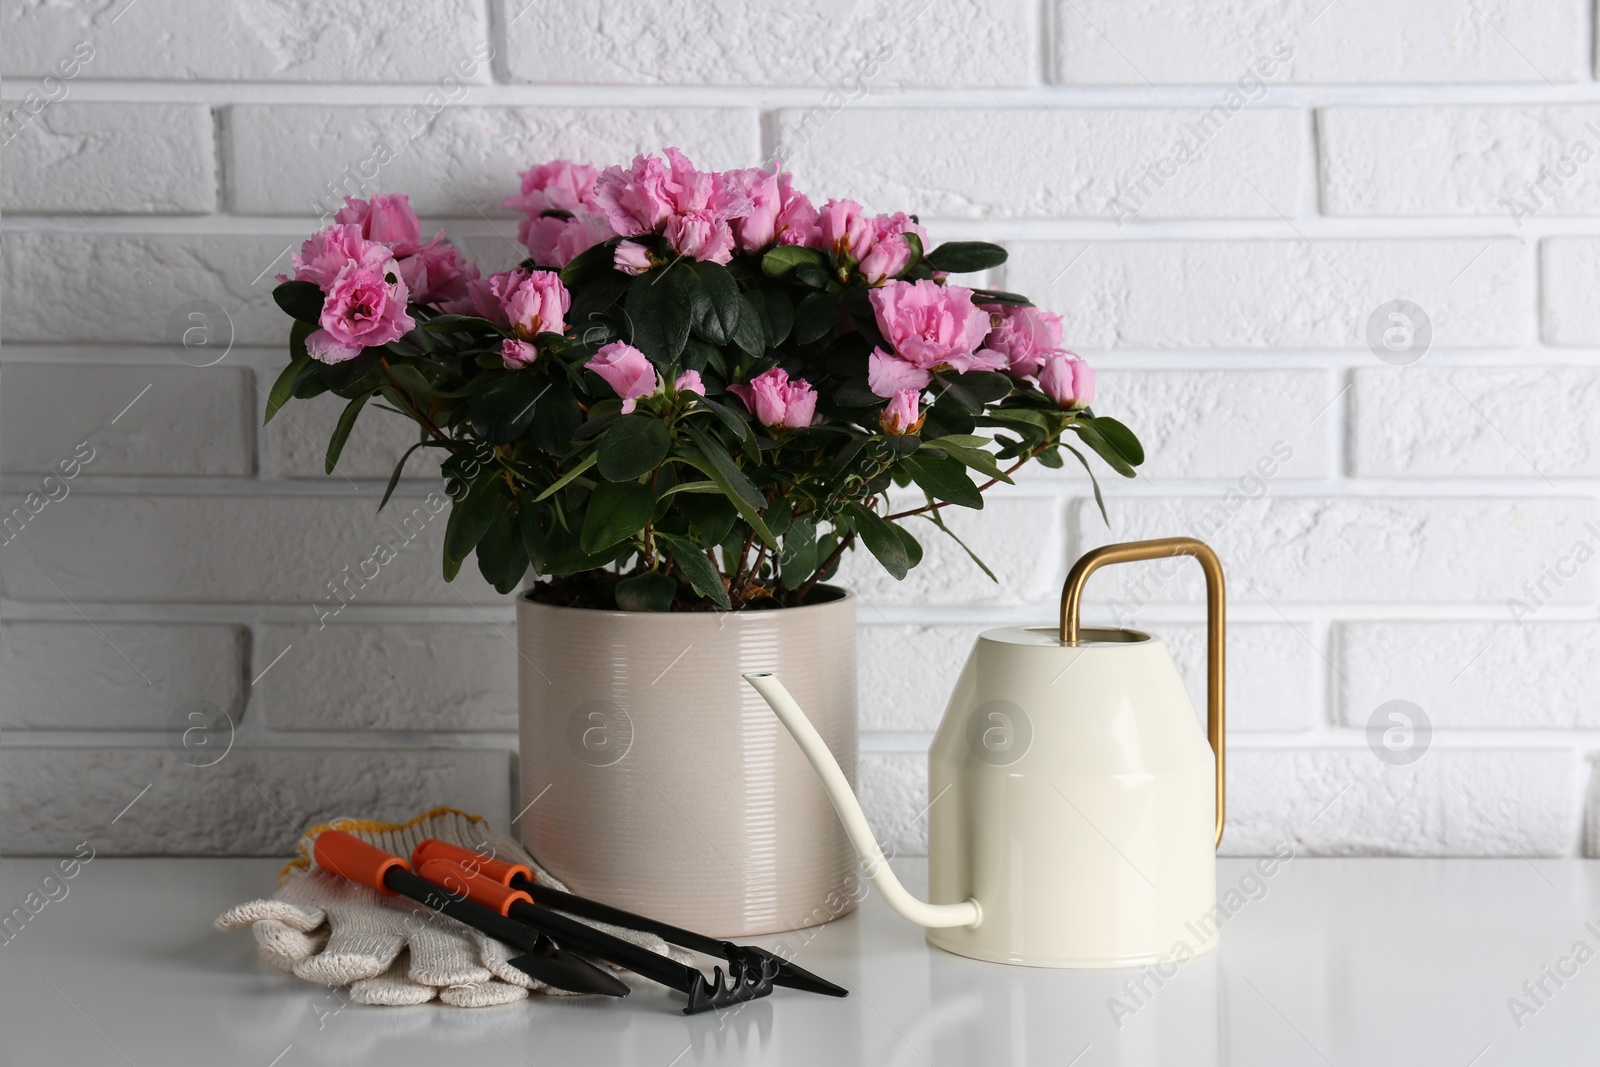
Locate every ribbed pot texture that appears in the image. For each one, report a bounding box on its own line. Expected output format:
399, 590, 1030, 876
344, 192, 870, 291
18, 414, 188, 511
515, 587, 859, 937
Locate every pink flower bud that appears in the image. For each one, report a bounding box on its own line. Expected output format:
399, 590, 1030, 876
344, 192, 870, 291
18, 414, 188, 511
1037, 351, 1094, 409
501, 339, 538, 370
674, 369, 705, 395
586, 342, 659, 414
879, 389, 925, 436
613, 239, 655, 275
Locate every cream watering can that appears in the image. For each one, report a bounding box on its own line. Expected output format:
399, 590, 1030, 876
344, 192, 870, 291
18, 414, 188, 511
745, 537, 1225, 968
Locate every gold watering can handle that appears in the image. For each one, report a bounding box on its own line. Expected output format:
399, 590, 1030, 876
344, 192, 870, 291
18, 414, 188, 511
1060, 537, 1226, 847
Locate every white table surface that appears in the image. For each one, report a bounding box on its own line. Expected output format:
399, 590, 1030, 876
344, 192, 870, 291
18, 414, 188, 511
1, 855, 1595, 1066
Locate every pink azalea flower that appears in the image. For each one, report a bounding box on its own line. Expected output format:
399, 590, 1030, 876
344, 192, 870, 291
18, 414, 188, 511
674, 369, 705, 395
334, 193, 423, 245
291, 224, 386, 289
613, 239, 655, 275
983, 304, 1064, 378
857, 212, 928, 286
1037, 351, 1094, 409
521, 211, 614, 268
494, 268, 570, 341
866, 279, 997, 396
728, 367, 817, 430
592, 148, 750, 264
306, 257, 416, 364
879, 388, 925, 436
396, 232, 479, 306
501, 338, 538, 370
501, 160, 600, 217
819, 199, 872, 262
587, 342, 659, 414
723, 166, 821, 253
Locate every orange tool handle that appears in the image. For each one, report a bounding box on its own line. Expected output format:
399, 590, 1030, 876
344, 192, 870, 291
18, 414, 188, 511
417, 858, 533, 917
411, 839, 532, 887
313, 830, 409, 896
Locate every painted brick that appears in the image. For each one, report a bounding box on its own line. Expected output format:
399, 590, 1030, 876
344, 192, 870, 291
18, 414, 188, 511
0, 622, 246, 730
0, 746, 511, 855
857, 751, 928, 857
1320, 106, 1600, 217
0, 492, 499, 606
498, 0, 1036, 88
1074, 496, 1595, 604
836, 495, 1065, 607
1351, 366, 1600, 478
0, 0, 492, 83
265, 389, 434, 480
1, 102, 214, 214
2, 231, 296, 345
1, 364, 254, 477
1223, 748, 1576, 857
256, 622, 516, 731
1338, 621, 1600, 729
1542, 238, 1600, 345
858, 620, 1316, 732
226, 105, 759, 218
1050, 1, 1587, 85
1003, 239, 1529, 349
1587, 757, 1600, 857
1084, 368, 1335, 481
778, 107, 1303, 219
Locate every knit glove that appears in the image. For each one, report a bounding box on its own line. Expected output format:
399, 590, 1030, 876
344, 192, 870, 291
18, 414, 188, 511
216, 808, 686, 1007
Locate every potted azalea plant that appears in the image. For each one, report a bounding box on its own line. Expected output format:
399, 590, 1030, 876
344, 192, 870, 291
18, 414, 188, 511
267, 149, 1141, 936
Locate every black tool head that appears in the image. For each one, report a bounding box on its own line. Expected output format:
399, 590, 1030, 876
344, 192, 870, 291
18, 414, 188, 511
682, 956, 778, 1015
722, 944, 848, 999
507, 949, 631, 998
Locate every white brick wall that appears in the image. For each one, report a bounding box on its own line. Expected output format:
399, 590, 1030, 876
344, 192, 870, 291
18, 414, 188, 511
5, 2, 1600, 859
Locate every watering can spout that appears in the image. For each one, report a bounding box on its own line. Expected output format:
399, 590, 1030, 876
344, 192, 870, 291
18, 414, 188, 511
743, 672, 981, 930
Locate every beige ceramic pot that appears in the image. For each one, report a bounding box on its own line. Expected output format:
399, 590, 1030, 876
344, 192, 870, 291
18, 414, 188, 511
515, 586, 858, 937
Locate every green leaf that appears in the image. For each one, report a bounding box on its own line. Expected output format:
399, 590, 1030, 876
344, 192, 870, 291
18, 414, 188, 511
678, 492, 737, 545
1079, 416, 1144, 467
519, 501, 550, 574
559, 236, 624, 288
384, 362, 434, 406
778, 516, 818, 590
689, 260, 741, 344
678, 427, 777, 549
273, 280, 324, 325
922, 438, 1010, 483
791, 290, 836, 345
626, 268, 693, 363
970, 288, 1033, 306
420, 313, 503, 336
534, 452, 598, 502
1062, 442, 1109, 525
475, 498, 528, 594
468, 374, 548, 444
924, 241, 1008, 274
901, 453, 983, 509
597, 415, 671, 481
845, 502, 911, 580
1071, 420, 1139, 478
379, 439, 433, 511
730, 294, 766, 360
442, 475, 503, 581
761, 244, 829, 278
937, 370, 1012, 412
746, 286, 794, 347
614, 569, 677, 611
265, 321, 313, 423
657, 531, 731, 609
324, 393, 369, 475
580, 480, 655, 553
924, 510, 997, 583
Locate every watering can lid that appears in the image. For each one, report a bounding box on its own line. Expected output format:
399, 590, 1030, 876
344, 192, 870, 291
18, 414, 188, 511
979, 625, 1158, 648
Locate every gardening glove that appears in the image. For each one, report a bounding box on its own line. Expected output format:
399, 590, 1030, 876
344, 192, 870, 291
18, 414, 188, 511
216, 807, 689, 1007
